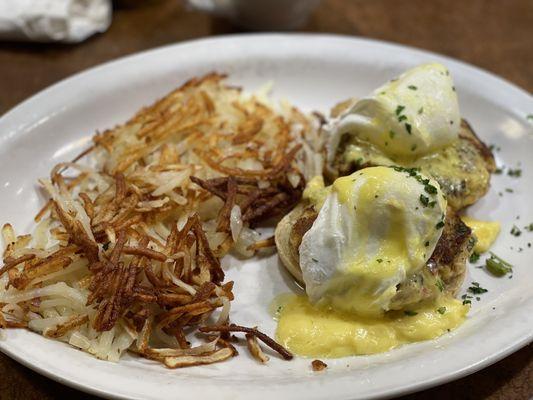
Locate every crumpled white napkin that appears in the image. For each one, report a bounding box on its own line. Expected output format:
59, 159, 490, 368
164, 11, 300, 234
0, 0, 112, 43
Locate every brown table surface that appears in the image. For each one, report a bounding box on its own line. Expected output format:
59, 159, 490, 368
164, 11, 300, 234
0, 0, 531, 399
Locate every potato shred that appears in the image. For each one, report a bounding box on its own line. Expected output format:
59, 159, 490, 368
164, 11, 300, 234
0, 73, 322, 367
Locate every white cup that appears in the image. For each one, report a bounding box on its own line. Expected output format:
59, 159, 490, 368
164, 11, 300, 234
187, 0, 321, 30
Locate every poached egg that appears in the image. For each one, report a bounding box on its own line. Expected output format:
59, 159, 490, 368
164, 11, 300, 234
275, 167, 469, 357
300, 166, 447, 317
326, 63, 460, 162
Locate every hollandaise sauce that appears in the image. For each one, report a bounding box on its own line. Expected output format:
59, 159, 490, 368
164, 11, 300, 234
460, 216, 500, 253
274, 294, 468, 358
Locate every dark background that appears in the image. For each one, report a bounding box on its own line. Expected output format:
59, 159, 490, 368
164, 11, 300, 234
0, 0, 531, 399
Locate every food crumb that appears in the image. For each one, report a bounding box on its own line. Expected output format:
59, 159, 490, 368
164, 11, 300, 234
311, 359, 328, 372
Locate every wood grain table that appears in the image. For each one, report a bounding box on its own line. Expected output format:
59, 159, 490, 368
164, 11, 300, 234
0, 0, 531, 399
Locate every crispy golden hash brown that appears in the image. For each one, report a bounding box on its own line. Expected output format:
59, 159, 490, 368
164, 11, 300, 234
0, 73, 322, 367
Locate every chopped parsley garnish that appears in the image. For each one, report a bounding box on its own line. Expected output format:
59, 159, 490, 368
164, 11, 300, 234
408, 85, 418, 90
437, 307, 446, 315
505, 188, 514, 193
424, 184, 438, 194
404, 310, 418, 316
411, 144, 417, 151
507, 168, 522, 178
311, 258, 319, 263
461, 282, 488, 305
469, 252, 480, 263
418, 107, 424, 115
405, 123, 412, 134
524, 223, 533, 232
494, 167, 503, 174
377, 258, 383, 263
395, 105, 405, 115
389, 130, 396, 139
102, 242, 110, 251
527, 114, 533, 121
486, 253, 513, 276
468, 282, 488, 295
398, 115, 408, 122
510, 225, 522, 237
435, 220, 445, 229
452, 86, 456, 92
392, 167, 439, 205
424, 241, 430, 247
435, 278, 445, 292
461, 294, 472, 305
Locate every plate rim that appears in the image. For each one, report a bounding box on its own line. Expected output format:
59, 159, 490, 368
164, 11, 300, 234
0, 33, 532, 400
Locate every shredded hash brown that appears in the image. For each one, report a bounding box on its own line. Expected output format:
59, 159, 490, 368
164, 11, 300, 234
0, 73, 322, 367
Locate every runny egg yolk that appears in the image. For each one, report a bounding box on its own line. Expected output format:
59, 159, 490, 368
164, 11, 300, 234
274, 294, 469, 358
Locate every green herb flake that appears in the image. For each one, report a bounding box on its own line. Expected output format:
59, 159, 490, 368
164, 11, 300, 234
435, 278, 445, 292
494, 167, 503, 174
418, 107, 424, 115
376, 258, 383, 263
404, 310, 418, 316
424, 184, 438, 195
461, 294, 472, 305
468, 282, 488, 295
526, 114, 533, 121
486, 253, 513, 276
510, 225, 522, 237
469, 252, 480, 263
398, 115, 407, 122
395, 105, 405, 116
507, 168, 522, 178
102, 242, 110, 251
436, 307, 446, 315
436, 220, 445, 229
524, 223, 533, 232
405, 123, 412, 134
408, 85, 418, 90
424, 241, 430, 247
411, 144, 417, 151
505, 188, 514, 193
389, 130, 396, 139
420, 194, 429, 207
311, 258, 319, 263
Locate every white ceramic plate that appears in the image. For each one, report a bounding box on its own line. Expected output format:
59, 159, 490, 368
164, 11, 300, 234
0, 34, 532, 400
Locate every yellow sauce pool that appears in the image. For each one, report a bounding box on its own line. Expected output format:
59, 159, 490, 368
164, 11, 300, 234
274, 294, 468, 358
